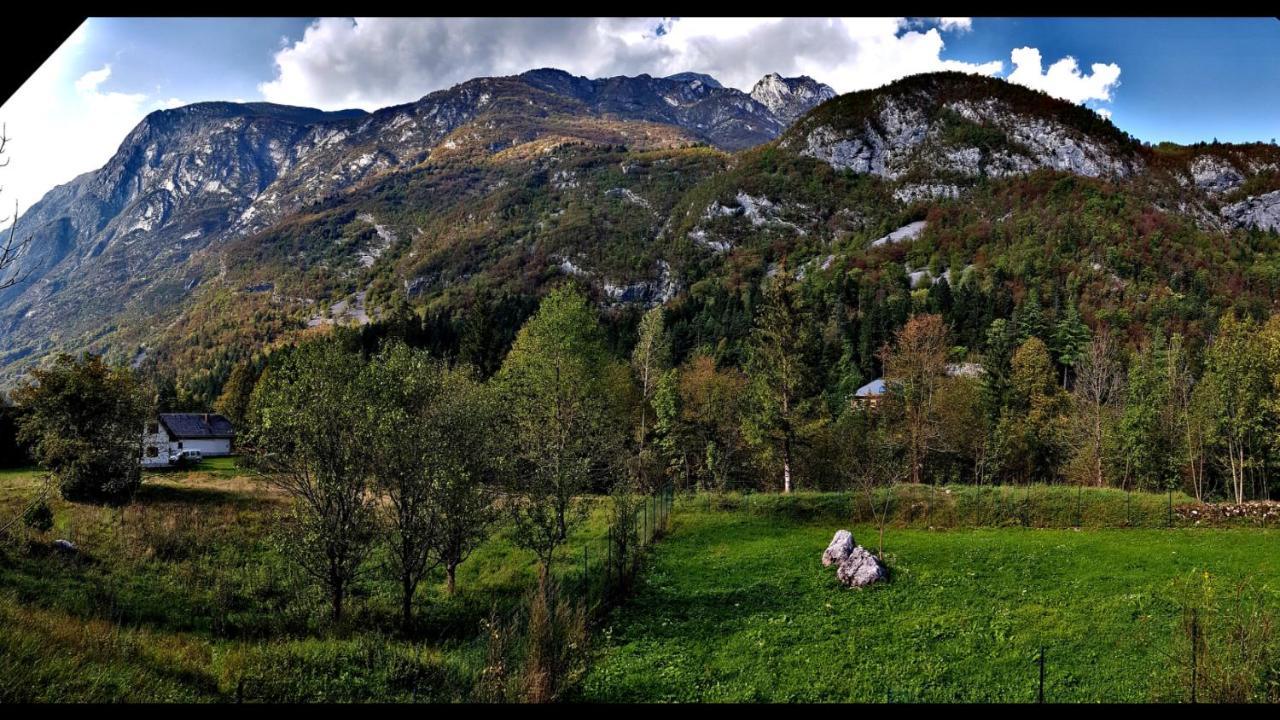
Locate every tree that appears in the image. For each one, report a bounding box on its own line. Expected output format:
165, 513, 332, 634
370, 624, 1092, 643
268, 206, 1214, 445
363, 341, 500, 627
1013, 288, 1048, 344
213, 358, 260, 429
630, 305, 671, 493
1118, 342, 1178, 491
245, 339, 378, 623
427, 363, 502, 597
1070, 330, 1124, 487
1201, 313, 1271, 503
655, 353, 750, 493
836, 413, 906, 558
13, 353, 150, 504
0, 125, 32, 292
743, 272, 816, 493
995, 338, 1069, 484
1052, 300, 1091, 386
363, 340, 439, 630
1167, 334, 1209, 501
878, 313, 950, 485
496, 284, 624, 573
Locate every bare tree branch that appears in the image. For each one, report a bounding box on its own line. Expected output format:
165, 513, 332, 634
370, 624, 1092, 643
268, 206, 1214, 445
0, 124, 33, 292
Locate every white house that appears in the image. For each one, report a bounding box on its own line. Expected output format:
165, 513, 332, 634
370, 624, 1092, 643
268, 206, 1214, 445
141, 413, 235, 467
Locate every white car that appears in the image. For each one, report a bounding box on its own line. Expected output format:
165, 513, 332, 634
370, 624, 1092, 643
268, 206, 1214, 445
170, 449, 203, 465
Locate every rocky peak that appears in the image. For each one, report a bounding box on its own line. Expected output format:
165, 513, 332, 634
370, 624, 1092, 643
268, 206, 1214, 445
665, 72, 725, 90
750, 72, 838, 125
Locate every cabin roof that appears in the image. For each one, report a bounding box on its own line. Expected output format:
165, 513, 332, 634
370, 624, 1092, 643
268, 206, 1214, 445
158, 413, 235, 439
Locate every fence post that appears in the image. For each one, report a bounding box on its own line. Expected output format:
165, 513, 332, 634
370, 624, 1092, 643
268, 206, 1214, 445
606, 527, 612, 599
583, 545, 589, 605
1038, 646, 1045, 703
1190, 608, 1198, 703
1023, 483, 1031, 528
1076, 484, 1083, 528
1168, 488, 1173, 528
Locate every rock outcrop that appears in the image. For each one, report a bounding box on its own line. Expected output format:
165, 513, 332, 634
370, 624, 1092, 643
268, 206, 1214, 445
750, 73, 837, 126
1221, 189, 1280, 233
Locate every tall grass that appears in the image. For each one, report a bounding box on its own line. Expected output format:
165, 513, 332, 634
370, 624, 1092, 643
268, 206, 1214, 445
684, 483, 1201, 529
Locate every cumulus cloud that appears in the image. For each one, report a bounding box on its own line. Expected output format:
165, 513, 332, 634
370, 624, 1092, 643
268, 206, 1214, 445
259, 17, 1003, 110
1006, 46, 1121, 104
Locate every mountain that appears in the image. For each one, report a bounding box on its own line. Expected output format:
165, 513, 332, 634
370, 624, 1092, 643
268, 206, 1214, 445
1, 69, 1279, 404
750, 73, 837, 125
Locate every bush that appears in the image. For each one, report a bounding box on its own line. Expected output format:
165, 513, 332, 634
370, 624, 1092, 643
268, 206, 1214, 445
11, 353, 151, 506
21, 500, 53, 534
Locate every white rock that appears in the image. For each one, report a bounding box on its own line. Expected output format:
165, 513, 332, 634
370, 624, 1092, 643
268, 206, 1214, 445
822, 530, 855, 567
836, 546, 887, 588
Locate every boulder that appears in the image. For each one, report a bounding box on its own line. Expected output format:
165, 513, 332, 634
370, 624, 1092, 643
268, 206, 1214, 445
53, 539, 77, 553
822, 529, 855, 567
836, 546, 887, 588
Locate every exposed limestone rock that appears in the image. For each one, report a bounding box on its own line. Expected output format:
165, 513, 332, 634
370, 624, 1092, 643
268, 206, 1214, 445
871, 220, 928, 248
1221, 190, 1280, 233
1190, 155, 1244, 195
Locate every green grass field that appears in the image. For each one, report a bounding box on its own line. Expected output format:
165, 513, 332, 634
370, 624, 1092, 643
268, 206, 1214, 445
0, 463, 620, 702
3, 464, 1279, 702
579, 502, 1280, 703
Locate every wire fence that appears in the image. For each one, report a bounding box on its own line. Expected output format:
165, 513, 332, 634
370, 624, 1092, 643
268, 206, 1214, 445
675, 483, 1238, 530
230, 484, 677, 703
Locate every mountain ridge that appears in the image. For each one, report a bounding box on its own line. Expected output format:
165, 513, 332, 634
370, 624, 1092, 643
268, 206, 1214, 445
2, 68, 1280, 404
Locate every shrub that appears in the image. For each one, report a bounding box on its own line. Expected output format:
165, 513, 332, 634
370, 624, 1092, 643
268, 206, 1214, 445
1156, 570, 1280, 703
21, 500, 53, 534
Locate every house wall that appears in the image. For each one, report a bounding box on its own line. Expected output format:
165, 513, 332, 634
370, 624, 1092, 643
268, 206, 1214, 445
140, 420, 234, 466
141, 424, 173, 467
175, 438, 232, 457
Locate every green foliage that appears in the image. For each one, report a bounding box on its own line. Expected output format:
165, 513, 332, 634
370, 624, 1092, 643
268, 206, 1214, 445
245, 338, 379, 622
580, 499, 1280, 702
11, 353, 151, 505
20, 498, 53, 534
496, 284, 627, 567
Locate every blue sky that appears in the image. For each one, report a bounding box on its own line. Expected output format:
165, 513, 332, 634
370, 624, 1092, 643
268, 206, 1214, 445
943, 18, 1280, 145
2, 17, 1278, 215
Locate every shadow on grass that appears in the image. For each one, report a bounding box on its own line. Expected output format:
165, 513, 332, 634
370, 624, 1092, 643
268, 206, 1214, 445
134, 482, 267, 509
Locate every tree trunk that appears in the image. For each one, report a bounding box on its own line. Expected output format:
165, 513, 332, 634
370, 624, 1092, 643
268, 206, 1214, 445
401, 576, 414, 632
446, 563, 458, 596
331, 583, 344, 624
782, 436, 793, 494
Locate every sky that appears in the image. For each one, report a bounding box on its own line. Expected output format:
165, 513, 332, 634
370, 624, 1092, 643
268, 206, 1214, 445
2, 17, 1278, 221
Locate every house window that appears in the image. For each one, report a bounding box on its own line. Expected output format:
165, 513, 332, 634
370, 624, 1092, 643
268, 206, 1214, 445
146, 446, 159, 457
177, 442, 183, 449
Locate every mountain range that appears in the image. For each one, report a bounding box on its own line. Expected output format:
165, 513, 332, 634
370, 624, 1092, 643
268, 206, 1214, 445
2, 66, 1279, 404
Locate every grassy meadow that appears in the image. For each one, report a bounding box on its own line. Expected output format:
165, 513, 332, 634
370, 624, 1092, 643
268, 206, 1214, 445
580, 498, 1280, 702
3, 463, 1279, 702
0, 461, 621, 702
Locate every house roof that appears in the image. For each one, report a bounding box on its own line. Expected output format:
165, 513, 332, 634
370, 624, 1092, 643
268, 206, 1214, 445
855, 378, 887, 397
158, 413, 235, 439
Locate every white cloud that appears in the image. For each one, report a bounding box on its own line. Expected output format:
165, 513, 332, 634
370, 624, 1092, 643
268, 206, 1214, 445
1096, 108, 1113, 120
937, 18, 973, 33
260, 17, 1003, 111
1, 22, 166, 216
1006, 46, 1121, 105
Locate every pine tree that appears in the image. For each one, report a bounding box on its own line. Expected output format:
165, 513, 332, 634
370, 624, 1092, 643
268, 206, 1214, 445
1052, 300, 1091, 386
